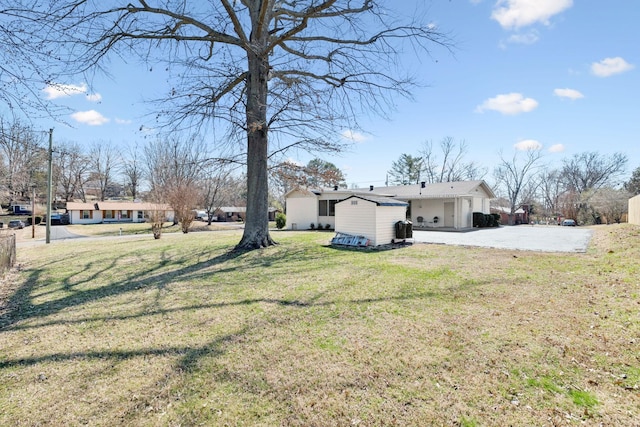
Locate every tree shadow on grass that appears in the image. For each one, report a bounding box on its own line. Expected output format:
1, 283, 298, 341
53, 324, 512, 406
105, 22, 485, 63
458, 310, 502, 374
0, 246, 245, 330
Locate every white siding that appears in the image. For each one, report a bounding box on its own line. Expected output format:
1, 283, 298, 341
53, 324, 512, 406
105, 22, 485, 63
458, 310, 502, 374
335, 199, 377, 243
460, 198, 472, 228
69, 210, 102, 224
375, 206, 407, 245
629, 195, 640, 225
472, 196, 489, 214
335, 198, 406, 246
286, 191, 317, 230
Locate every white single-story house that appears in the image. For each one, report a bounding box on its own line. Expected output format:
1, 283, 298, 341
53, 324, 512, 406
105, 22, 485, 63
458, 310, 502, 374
285, 180, 496, 231
66, 201, 175, 225
335, 195, 409, 246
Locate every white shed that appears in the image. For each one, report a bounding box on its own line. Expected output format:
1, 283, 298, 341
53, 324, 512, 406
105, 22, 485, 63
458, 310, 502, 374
334, 195, 408, 246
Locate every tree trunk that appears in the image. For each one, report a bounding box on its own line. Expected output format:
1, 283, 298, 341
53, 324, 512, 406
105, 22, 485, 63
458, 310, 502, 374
235, 34, 276, 251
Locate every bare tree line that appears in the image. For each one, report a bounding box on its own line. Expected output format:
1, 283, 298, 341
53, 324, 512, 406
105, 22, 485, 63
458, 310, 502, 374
0, 118, 245, 226
385, 137, 633, 225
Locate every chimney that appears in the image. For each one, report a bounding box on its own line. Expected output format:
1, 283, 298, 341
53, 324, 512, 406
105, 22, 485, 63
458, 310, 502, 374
369, 185, 374, 191
421, 182, 426, 188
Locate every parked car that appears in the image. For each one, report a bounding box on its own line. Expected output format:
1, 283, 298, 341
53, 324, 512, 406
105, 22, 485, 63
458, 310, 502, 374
561, 219, 576, 226
8, 220, 25, 229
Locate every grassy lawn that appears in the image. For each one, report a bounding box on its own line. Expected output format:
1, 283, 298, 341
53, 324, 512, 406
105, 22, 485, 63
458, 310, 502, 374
1, 225, 639, 426
65, 221, 245, 237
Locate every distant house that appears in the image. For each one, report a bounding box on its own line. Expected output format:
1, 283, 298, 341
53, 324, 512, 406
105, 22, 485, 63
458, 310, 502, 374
212, 206, 246, 222
491, 205, 530, 225
210, 206, 279, 222
285, 180, 496, 231
10, 204, 32, 215
66, 201, 175, 224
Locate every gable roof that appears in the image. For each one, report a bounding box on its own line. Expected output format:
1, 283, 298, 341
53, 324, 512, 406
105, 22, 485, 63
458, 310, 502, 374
337, 195, 409, 207
285, 180, 496, 201
363, 180, 496, 199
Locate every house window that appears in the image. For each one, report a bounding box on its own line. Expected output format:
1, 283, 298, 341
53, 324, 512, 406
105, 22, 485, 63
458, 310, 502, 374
318, 200, 339, 216
121, 210, 130, 219
81, 210, 93, 219
319, 200, 328, 216
137, 211, 144, 220
329, 200, 337, 216
104, 210, 114, 219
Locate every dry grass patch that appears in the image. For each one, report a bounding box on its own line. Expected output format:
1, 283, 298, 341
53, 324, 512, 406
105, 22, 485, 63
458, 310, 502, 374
1, 225, 639, 426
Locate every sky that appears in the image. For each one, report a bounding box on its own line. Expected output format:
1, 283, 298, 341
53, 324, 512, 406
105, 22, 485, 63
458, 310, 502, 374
31, 0, 639, 188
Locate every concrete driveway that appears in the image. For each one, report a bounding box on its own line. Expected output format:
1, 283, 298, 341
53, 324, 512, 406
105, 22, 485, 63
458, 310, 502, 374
412, 225, 593, 253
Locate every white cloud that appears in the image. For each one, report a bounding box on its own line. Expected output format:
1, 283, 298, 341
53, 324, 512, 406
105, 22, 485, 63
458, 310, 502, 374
514, 139, 542, 151
86, 93, 102, 102
553, 88, 584, 100
548, 144, 565, 153
492, 0, 573, 30
506, 30, 539, 45
341, 129, 368, 143
71, 110, 109, 126
475, 93, 538, 115
591, 57, 634, 77
115, 118, 132, 125
43, 82, 88, 100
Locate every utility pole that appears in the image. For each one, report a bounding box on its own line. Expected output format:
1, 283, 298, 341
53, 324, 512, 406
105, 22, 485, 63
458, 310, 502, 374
31, 185, 36, 239
46, 128, 53, 244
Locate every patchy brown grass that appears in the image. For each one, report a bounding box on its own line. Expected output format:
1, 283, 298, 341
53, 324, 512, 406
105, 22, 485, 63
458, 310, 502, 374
1, 225, 639, 426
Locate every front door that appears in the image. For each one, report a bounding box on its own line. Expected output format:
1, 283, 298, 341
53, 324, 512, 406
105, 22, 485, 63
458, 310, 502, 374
444, 202, 454, 228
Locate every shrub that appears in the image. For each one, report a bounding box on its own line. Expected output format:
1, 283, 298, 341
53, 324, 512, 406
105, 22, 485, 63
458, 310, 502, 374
316, 223, 323, 230
473, 212, 486, 228
324, 223, 331, 230
310, 223, 315, 230
275, 212, 286, 229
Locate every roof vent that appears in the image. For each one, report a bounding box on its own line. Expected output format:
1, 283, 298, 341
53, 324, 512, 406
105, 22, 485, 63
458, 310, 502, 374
334, 185, 338, 191
421, 181, 426, 188
369, 185, 374, 191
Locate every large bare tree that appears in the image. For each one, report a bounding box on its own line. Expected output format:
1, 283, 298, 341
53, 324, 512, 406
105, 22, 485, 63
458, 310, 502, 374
0, 9, 66, 115
144, 137, 207, 230
420, 137, 486, 183
54, 141, 90, 202
11, 1, 449, 249
121, 144, 143, 201
89, 143, 120, 201
0, 118, 47, 204
561, 152, 627, 223
493, 149, 543, 225
562, 152, 628, 194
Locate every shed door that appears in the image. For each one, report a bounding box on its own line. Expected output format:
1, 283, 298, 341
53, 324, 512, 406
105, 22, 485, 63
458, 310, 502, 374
444, 202, 454, 227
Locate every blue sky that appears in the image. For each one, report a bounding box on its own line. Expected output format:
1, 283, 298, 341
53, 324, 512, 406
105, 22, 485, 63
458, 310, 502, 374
36, 0, 638, 188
